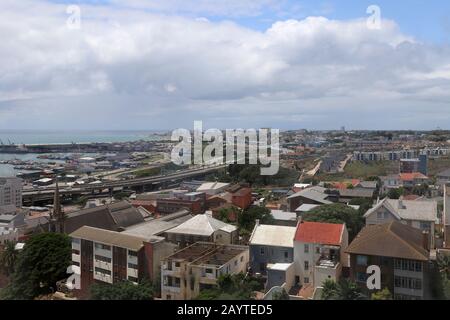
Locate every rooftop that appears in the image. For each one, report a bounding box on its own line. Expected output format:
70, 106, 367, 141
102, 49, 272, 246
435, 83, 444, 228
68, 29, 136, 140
250, 224, 296, 248
70, 226, 155, 251
346, 221, 429, 261
294, 221, 344, 245
287, 186, 332, 204
364, 198, 437, 222
165, 213, 237, 237
123, 209, 192, 237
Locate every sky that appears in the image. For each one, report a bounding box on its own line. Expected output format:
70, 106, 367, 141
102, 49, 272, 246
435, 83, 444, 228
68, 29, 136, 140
1, 0, 450, 131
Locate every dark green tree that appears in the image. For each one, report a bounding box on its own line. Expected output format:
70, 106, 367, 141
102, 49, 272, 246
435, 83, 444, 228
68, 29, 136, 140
90, 280, 154, 300
196, 273, 262, 300
321, 279, 365, 300
238, 206, 274, 234
387, 187, 404, 200
0, 240, 19, 276
272, 288, 290, 300
321, 279, 339, 300
302, 203, 364, 240
1, 233, 71, 300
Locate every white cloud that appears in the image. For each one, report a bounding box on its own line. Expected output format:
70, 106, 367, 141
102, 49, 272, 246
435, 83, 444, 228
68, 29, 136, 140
0, 0, 450, 130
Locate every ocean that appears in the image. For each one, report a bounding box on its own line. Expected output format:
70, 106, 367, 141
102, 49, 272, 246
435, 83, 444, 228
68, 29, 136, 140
0, 130, 169, 177
0, 130, 168, 145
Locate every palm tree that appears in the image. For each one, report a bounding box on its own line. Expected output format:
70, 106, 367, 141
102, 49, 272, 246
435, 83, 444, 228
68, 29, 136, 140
321, 279, 339, 300
337, 279, 366, 300
0, 240, 19, 276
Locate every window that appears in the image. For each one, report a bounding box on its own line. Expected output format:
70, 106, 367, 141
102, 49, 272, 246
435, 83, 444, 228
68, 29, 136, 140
316, 247, 320, 254
304, 244, 309, 253
356, 255, 368, 266
394, 276, 422, 290
128, 276, 138, 283
128, 250, 138, 257
128, 262, 138, 269
356, 272, 368, 283
420, 222, 431, 230
284, 251, 289, 259
95, 267, 111, 276
304, 261, 309, 271
240, 256, 244, 262
377, 212, 383, 219
260, 247, 265, 255
94, 243, 111, 251
95, 255, 111, 263
304, 277, 309, 284
175, 262, 181, 268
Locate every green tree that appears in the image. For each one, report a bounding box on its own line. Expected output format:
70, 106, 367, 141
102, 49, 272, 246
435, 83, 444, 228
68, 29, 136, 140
0, 241, 19, 277
321, 279, 365, 300
197, 273, 262, 300
371, 287, 392, 300
1, 233, 71, 300
90, 280, 154, 300
321, 279, 339, 300
272, 288, 290, 300
238, 206, 274, 234
387, 187, 404, 200
302, 203, 364, 240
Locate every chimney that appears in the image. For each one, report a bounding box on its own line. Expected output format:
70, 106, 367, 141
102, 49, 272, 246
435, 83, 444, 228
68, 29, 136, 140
422, 230, 430, 251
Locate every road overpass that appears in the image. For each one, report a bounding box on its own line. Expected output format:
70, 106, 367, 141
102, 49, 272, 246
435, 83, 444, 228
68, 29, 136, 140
22, 165, 226, 204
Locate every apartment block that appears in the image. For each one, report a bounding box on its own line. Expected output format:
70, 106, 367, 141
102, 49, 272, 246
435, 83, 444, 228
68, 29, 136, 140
0, 177, 22, 208
346, 221, 431, 300
161, 242, 249, 300
70, 226, 177, 292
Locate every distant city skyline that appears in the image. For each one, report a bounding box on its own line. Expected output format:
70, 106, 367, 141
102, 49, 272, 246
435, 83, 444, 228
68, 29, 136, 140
1, 0, 450, 130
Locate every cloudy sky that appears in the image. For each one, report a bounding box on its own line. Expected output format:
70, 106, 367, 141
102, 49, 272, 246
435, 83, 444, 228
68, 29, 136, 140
1, 0, 450, 131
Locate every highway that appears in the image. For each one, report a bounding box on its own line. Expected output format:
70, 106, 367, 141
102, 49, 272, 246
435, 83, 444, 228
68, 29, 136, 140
22, 164, 226, 202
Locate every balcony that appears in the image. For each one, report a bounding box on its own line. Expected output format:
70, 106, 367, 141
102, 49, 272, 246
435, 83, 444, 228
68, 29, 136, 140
94, 271, 112, 284
94, 259, 112, 270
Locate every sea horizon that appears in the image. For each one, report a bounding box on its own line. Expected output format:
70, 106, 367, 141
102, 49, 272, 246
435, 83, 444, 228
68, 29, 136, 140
0, 130, 170, 145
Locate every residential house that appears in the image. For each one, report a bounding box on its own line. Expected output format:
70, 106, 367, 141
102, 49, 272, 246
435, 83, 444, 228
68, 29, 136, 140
287, 186, 332, 212
156, 198, 204, 215
337, 188, 375, 203
293, 221, 348, 293
164, 214, 238, 247
363, 198, 437, 248
399, 173, 430, 188
436, 169, 450, 186
249, 222, 297, 274
160, 242, 249, 300
346, 221, 432, 300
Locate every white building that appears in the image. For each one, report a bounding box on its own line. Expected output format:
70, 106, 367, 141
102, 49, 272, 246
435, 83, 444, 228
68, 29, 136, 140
293, 221, 348, 291
0, 226, 19, 244
161, 242, 249, 300
0, 177, 22, 207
